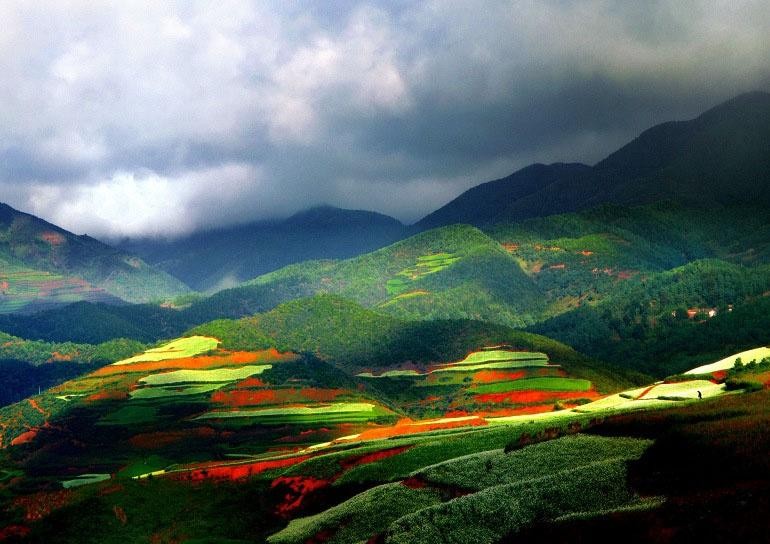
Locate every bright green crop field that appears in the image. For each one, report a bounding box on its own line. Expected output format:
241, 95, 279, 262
470, 377, 593, 393
112, 336, 219, 365
139, 365, 272, 385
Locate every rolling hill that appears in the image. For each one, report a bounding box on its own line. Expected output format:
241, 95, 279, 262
0, 202, 190, 313
5, 200, 770, 383
186, 224, 544, 327
0, 332, 762, 542
417, 91, 770, 228
119, 206, 409, 292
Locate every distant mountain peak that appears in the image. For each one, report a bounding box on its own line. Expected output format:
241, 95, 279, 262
417, 91, 770, 228
285, 205, 403, 228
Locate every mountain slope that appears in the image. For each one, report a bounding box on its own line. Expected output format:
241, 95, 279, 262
416, 163, 590, 230
184, 224, 544, 328
0, 202, 190, 312
418, 91, 770, 227
120, 205, 408, 291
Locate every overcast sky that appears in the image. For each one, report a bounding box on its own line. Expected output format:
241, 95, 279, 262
1, 0, 769, 239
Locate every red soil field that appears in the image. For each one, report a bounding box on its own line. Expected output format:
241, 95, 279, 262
85, 390, 128, 402
12, 490, 73, 522
272, 446, 413, 516
271, 476, 331, 515
172, 455, 312, 482
473, 389, 600, 404
711, 370, 728, 382
0, 525, 30, 539
339, 446, 411, 470
211, 387, 348, 407
356, 416, 487, 441
10, 428, 38, 446
128, 427, 217, 449
472, 370, 526, 383
236, 377, 265, 388
402, 476, 429, 489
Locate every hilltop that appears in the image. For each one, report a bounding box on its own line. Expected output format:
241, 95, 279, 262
6, 200, 770, 382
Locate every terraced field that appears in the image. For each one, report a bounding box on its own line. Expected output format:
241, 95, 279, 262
686, 346, 770, 374
0, 261, 116, 313
0, 341, 754, 541
358, 349, 596, 418
268, 435, 654, 544
386, 252, 461, 296
0, 336, 397, 474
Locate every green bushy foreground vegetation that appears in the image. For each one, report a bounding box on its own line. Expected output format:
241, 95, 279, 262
269, 435, 651, 544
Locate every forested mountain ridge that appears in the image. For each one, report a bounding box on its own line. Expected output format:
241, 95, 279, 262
418, 91, 770, 227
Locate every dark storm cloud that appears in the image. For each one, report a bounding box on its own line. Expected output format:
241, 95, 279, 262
0, 0, 768, 236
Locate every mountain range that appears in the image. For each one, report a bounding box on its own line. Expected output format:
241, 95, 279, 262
418, 91, 770, 228
1, 92, 770, 541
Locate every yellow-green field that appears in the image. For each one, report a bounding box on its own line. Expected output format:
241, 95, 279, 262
112, 336, 219, 365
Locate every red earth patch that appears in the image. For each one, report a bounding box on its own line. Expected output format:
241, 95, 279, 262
473, 390, 599, 404
472, 370, 526, 383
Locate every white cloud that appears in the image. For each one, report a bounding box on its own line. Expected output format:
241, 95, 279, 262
27, 163, 260, 238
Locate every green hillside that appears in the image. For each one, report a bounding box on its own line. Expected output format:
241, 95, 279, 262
6, 202, 770, 382
0, 202, 190, 312
189, 295, 623, 380
189, 224, 543, 327
531, 259, 770, 375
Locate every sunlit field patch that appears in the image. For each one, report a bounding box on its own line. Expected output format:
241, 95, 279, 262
386, 252, 461, 295
433, 350, 550, 373
454, 350, 549, 365
470, 377, 592, 394
357, 370, 422, 378
195, 402, 391, 425
129, 383, 227, 400
60, 473, 111, 489
110, 336, 219, 366
138, 365, 273, 386
686, 346, 770, 375
95, 348, 296, 376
